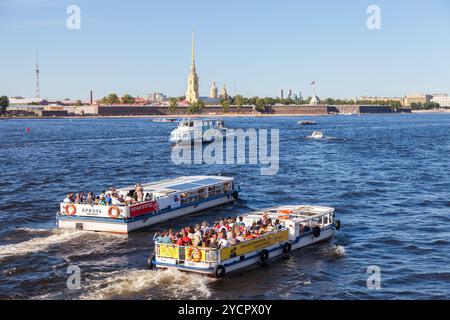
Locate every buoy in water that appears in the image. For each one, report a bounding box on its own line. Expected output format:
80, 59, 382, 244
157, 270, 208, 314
25, 128, 30, 134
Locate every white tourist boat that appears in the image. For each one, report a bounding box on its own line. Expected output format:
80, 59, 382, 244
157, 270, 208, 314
148, 205, 340, 277
169, 119, 227, 144
57, 176, 239, 234
153, 118, 178, 123
298, 120, 317, 126
309, 131, 324, 139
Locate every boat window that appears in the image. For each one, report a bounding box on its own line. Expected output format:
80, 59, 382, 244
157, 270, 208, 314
198, 188, 207, 199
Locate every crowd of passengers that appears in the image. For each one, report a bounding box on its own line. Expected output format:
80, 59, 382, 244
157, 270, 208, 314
63, 183, 147, 206
153, 214, 284, 249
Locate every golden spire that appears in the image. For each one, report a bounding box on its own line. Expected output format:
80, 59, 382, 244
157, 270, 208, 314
191, 27, 195, 68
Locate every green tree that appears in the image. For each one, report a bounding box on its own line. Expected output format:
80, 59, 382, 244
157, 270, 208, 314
254, 98, 266, 113
121, 94, 135, 104
74, 100, 83, 106
188, 100, 205, 114
169, 98, 179, 114
234, 95, 244, 110
102, 93, 120, 105
221, 99, 230, 113
0, 96, 9, 116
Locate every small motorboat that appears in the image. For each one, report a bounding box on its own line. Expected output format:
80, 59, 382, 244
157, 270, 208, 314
153, 118, 177, 123
310, 131, 324, 139
298, 120, 317, 126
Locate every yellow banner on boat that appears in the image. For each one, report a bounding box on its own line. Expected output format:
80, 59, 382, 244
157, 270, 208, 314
158, 244, 180, 259
220, 230, 289, 261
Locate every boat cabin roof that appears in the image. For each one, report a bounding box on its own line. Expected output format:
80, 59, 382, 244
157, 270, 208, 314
117, 175, 233, 195
243, 205, 334, 223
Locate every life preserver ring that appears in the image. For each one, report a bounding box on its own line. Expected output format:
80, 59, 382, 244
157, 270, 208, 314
64, 203, 77, 216
282, 242, 292, 254
279, 215, 290, 220
147, 255, 155, 270
187, 246, 202, 262
278, 209, 293, 215
215, 265, 226, 278
334, 219, 341, 231
260, 249, 269, 263
108, 206, 121, 219
312, 226, 321, 238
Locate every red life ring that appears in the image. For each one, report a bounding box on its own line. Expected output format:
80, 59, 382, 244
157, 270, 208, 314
64, 204, 77, 216
108, 206, 121, 219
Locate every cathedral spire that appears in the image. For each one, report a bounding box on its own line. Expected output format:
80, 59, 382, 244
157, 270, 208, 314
191, 27, 195, 69
186, 27, 199, 103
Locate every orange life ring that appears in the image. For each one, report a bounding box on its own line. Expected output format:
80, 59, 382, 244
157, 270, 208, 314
108, 206, 121, 219
279, 215, 290, 220
187, 246, 202, 262
278, 209, 293, 215
64, 203, 77, 216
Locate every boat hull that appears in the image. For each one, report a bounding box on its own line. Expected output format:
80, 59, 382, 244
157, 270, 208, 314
57, 194, 235, 234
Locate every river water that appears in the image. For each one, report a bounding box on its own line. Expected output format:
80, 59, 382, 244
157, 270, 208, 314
0, 114, 449, 300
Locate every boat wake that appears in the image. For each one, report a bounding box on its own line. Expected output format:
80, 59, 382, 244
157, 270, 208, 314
0, 229, 117, 261
333, 245, 346, 257
80, 268, 214, 300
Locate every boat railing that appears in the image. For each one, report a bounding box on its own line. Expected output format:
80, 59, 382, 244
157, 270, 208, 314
154, 229, 289, 264
155, 243, 220, 263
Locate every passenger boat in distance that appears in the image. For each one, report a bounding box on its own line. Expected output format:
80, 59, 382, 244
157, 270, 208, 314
57, 176, 239, 234
169, 119, 227, 145
153, 118, 178, 123
148, 205, 340, 277
309, 131, 324, 139
298, 120, 317, 126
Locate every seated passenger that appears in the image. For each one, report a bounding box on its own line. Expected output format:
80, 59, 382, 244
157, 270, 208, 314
125, 192, 137, 205
98, 195, 107, 206
201, 221, 210, 234
153, 232, 164, 244
193, 234, 202, 247
175, 232, 192, 246
218, 233, 230, 248
159, 232, 172, 244
117, 194, 125, 205
86, 192, 95, 205
105, 193, 112, 206
74, 193, 81, 204
187, 226, 195, 241
111, 194, 121, 206
63, 194, 72, 203
135, 183, 143, 202
228, 232, 240, 246
79, 192, 86, 204
236, 216, 245, 227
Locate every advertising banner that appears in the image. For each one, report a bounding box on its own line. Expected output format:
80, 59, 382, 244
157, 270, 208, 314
220, 230, 289, 261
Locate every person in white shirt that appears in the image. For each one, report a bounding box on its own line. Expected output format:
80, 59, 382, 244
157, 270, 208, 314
111, 194, 122, 206
218, 231, 230, 248
63, 194, 72, 203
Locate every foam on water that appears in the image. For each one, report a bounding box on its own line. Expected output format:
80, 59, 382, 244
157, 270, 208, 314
334, 245, 346, 257
0, 230, 119, 261
80, 268, 213, 300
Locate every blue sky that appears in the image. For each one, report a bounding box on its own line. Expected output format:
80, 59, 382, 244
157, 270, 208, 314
0, 0, 449, 100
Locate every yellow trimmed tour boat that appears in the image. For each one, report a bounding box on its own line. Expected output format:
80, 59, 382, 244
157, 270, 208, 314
148, 205, 340, 277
